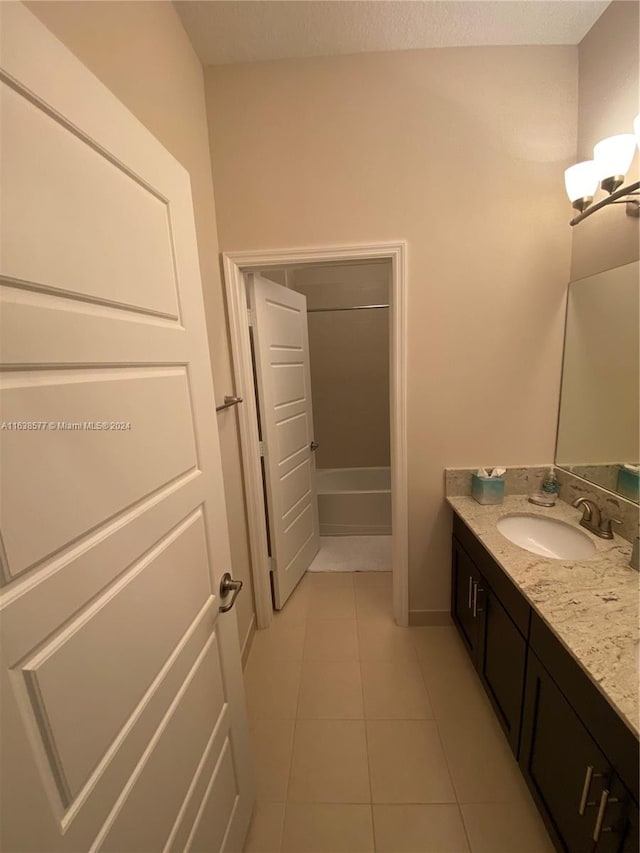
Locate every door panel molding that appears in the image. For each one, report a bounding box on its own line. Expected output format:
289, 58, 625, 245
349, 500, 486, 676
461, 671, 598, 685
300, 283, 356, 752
7, 596, 217, 832
0, 4, 254, 850
0, 469, 204, 661
223, 242, 408, 628
21, 511, 211, 800
0, 368, 199, 578
249, 275, 319, 607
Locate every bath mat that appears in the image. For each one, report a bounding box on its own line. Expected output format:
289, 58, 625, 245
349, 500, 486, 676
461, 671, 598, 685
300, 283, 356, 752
307, 535, 392, 573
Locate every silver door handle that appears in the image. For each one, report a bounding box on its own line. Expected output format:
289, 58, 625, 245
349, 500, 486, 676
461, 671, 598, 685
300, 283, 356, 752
310, 441, 319, 452
219, 572, 243, 613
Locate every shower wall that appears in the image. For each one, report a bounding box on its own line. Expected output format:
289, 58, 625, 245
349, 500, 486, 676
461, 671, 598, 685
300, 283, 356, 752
289, 262, 391, 470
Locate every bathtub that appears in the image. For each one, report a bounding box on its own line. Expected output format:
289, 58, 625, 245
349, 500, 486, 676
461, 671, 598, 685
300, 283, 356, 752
316, 467, 391, 536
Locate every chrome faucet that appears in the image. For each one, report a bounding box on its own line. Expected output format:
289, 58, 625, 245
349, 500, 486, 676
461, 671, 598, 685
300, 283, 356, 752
572, 497, 621, 540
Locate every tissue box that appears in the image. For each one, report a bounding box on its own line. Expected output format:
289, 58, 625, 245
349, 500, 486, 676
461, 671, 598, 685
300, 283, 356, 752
471, 473, 505, 505
617, 465, 640, 501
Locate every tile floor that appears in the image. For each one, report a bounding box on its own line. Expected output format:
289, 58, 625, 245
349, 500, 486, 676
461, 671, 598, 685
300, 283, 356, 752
242, 571, 554, 853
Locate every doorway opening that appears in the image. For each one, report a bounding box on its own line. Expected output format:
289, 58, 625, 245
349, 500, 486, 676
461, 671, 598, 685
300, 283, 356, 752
223, 244, 407, 629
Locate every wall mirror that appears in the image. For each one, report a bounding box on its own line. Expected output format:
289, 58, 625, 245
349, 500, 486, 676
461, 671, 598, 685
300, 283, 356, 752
556, 260, 639, 503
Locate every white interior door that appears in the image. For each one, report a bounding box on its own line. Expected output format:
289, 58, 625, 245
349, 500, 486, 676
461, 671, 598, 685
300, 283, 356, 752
249, 274, 320, 608
0, 5, 253, 851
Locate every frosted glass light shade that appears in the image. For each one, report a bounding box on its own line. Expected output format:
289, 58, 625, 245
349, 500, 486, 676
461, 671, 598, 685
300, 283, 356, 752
593, 134, 637, 180
564, 160, 599, 203
634, 114, 640, 147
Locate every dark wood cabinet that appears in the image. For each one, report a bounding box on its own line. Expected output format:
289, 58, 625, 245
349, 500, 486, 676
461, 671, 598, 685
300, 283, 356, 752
451, 516, 528, 756
450, 510, 639, 853
521, 650, 637, 853
621, 799, 639, 853
477, 585, 527, 755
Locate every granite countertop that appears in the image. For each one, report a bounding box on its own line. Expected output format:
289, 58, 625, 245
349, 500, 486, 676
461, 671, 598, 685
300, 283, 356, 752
447, 494, 639, 738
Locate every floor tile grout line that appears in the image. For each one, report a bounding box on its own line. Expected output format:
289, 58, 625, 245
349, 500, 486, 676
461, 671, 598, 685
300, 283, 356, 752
246, 574, 550, 851
284, 629, 305, 818
281, 587, 309, 850
409, 627, 539, 809
457, 802, 474, 852
361, 695, 378, 850
263, 798, 486, 805
355, 596, 378, 849
276, 801, 286, 853
412, 633, 464, 807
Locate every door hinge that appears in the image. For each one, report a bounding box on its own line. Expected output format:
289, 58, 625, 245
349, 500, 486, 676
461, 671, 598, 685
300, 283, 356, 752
258, 440, 266, 457
268, 556, 275, 573
247, 308, 255, 327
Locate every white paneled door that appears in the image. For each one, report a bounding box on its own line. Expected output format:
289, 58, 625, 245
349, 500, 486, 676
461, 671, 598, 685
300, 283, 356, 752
0, 5, 254, 852
248, 274, 320, 608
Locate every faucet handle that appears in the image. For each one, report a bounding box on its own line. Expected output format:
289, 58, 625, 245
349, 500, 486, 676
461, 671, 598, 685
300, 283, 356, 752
601, 516, 623, 537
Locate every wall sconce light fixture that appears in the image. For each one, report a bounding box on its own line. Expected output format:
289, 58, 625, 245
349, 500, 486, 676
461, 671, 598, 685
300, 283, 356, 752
565, 115, 640, 226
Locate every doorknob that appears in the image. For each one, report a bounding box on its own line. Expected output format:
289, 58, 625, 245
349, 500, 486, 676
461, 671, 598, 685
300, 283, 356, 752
310, 441, 319, 452
219, 572, 243, 613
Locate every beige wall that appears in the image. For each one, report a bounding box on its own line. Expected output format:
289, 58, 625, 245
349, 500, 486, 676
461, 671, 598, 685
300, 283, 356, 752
205, 46, 577, 615
27, 1, 257, 650
290, 263, 391, 470
30, 3, 624, 618
570, 1, 640, 281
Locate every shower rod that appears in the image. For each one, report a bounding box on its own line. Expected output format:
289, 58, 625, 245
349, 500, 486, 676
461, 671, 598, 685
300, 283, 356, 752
306, 303, 390, 313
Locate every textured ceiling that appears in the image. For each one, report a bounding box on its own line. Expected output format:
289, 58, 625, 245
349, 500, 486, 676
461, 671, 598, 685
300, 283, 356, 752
176, 1, 610, 66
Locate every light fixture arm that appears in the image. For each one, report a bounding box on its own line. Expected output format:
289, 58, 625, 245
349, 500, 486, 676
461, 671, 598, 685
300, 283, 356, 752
569, 180, 640, 226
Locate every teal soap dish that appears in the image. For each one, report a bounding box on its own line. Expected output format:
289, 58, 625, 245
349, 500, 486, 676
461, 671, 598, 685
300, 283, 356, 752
617, 465, 639, 502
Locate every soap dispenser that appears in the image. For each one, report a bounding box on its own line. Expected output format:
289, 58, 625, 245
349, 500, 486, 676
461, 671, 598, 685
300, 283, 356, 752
542, 467, 558, 496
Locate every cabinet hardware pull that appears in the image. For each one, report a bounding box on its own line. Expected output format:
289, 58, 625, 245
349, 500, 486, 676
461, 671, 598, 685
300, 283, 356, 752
468, 576, 474, 609
593, 789, 609, 841
579, 766, 594, 815
472, 582, 478, 618
592, 790, 618, 841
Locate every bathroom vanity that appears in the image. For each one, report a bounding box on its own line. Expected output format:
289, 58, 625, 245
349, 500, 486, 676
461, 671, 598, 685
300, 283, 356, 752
448, 496, 639, 853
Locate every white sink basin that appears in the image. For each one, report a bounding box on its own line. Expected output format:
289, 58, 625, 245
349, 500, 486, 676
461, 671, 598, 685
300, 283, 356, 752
497, 514, 596, 560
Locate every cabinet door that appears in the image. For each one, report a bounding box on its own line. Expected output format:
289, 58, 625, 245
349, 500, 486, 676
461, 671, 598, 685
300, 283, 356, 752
619, 794, 639, 853
520, 651, 622, 852
451, 537, 481, 663
478, 587, 527, 757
